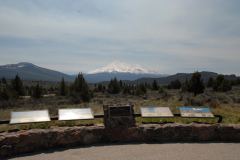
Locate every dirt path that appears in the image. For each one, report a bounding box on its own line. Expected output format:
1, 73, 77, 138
10, 143, 240, 160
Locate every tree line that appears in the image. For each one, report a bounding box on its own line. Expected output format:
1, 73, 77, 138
0, 75, 47, 100
167, 72, 239, 95
1, 72, 239, 101
0, 73, 91, 102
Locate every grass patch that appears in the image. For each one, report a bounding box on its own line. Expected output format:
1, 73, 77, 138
0, 88, 240, 132
0, 118, 103, 133
136, 117, 218, 124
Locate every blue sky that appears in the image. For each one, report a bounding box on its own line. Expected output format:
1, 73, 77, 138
0, 0, 240, 75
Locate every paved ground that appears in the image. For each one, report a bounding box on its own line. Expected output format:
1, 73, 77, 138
10, 143, 240, 160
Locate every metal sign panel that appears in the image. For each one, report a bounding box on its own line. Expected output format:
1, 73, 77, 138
10, 110, 50, 124
179, 107, 214, 118
58, 108, 94, 121
141, 107, 174, 117
109, 105, 133, 117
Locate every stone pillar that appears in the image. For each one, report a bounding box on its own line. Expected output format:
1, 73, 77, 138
103, 104, 136, 128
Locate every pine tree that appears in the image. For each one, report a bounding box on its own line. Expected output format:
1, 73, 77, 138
71, 73, 91, 102
108, 77, 121, 94
188, 72, 205, 96
135, 83, 147, 95
213, 75, 224, 91
97, 84, 105, 93
123, 85, 131, 94
221, 79, 232, 92
1, 77, 7, 84
0, 87, 10, 100
207, 77, 214, 88
11, 74, 25, 97
213, 75, 232, 92
119, 80, 123, 88
32, 83, 42, 99
158, 86, 165, 94
168, 79, 181, 89
59, 78, 67, 96
237, 78, 240, 85
152, 80, 159, 90
181, 79, 189, 92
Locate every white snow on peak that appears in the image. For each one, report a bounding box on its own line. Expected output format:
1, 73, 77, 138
0, 62, 34, 69
17, 65, 25, 68
88, 61, 155, 74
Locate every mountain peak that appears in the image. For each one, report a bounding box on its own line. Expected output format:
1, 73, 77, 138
88, 61, 153, 74
0, 62, 74, 81
0, 62, 36, 69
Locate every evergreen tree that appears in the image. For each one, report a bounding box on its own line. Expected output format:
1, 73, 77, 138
98, 84, 103, 91
152, 80, 159, 90
123, 85, 131, 94
213, 75, 232, 92
108, 77, 121, 94
97, 84, 105, 93
221, 79, 232, 92
70, 73, 91, 102
119, 80, 123, 88
11, 75, 25, 97
25, 86, 30, 96
181, 79, 190, 92
168, 79, 181, 89
158, 86, 165, 94
188, 72, 205, 96
32, 83, 42, 99
213, 75, 224, 91
59, 78, 67, 96
237, 78, 240, 85
207, 77, 214, 88
1, 77, 7, 84
0, 87, 10, 100
135, 83, 147, 95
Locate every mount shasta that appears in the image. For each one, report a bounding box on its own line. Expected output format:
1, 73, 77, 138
0, 62, 238, 84
0, 62, 164, 83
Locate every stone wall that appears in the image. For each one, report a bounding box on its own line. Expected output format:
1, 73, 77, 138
0, 123, 240, 158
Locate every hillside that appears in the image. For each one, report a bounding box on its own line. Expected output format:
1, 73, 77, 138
0, 63, 238, 84
134, 71, 238, 85
84, 72, 162, 83
0, 62, 164, 83
0, 62, 74, 82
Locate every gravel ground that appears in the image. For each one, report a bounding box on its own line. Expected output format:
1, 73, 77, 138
10, 143, 240, 160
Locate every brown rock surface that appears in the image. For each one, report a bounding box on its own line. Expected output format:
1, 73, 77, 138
0, 123, 240, 158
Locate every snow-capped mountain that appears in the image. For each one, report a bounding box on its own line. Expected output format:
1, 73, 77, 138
88, 61, 155, 74
0, 62, 165, 83
84, 61, 163, 83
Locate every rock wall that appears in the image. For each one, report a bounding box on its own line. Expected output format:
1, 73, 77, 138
0, 123, 240, 158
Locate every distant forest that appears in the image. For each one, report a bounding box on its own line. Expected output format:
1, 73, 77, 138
1, 72, 240, 102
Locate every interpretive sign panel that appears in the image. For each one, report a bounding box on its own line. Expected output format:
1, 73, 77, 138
179, 107, 214, 118
103, 104, 135, 128
10, 110, 50, 124
141, 107, 174, 117
58, 108, 94, 120
109, 106, 132, 117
